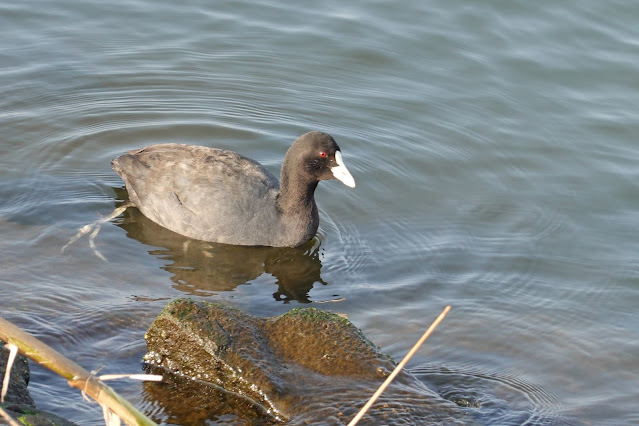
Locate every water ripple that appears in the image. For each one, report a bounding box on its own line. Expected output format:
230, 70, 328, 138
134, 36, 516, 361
411, 363, 580, 425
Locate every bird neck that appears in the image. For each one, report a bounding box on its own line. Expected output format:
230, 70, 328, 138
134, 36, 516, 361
278, 167, 318, 215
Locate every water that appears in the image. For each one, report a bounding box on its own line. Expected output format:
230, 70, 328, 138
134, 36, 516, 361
1, 0, 638, 424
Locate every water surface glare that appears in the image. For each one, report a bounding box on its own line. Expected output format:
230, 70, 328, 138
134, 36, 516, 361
2, 0, 639, 424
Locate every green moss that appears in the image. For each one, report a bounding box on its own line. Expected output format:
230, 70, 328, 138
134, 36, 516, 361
166, 298, 195, 318
279, 307, 381, 352
282, 307, 348, 324
18, 414, 32, 425
165, 298, 242, 322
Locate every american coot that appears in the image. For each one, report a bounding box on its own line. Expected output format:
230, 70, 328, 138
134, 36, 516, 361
111, 131, 355, 247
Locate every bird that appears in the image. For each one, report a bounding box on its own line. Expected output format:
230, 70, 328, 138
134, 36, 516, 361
110, 131, 355, 247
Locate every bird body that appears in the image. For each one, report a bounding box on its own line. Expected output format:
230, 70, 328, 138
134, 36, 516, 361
112, 131, 355, 247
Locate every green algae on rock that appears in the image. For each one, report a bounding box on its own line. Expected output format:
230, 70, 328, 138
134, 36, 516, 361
143, 299, 467, 425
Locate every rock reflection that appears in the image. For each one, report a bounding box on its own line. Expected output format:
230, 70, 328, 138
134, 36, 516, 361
112, 191, 326, 303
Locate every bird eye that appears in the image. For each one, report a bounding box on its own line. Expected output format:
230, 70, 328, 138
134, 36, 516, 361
318, 151, 327, 158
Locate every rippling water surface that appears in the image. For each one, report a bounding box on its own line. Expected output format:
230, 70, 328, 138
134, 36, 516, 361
2, 0, 639, 424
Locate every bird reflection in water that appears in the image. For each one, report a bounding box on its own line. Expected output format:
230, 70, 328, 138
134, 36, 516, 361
112, 191, 326, 303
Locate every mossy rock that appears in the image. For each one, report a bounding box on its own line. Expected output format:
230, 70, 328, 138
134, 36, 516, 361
143, 299, 466, 424
1, 341, 77, 426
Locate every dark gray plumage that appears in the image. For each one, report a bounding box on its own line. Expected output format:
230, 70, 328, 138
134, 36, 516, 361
112, 131, 355, 247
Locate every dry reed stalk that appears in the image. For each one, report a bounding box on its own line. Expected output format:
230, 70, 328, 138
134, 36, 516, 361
0, 315, 157, 426
347, 305, 452, 426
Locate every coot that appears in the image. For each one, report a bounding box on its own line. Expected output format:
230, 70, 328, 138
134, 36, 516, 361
111, 131, 355, 247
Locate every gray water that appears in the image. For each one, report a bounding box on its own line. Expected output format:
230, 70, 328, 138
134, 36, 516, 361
1, 0, 638, 424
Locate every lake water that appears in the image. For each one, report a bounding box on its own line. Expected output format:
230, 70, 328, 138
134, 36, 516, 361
1, 0, 638, 424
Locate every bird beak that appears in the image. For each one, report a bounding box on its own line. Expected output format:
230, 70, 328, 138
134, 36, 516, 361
331, 151, 356, 188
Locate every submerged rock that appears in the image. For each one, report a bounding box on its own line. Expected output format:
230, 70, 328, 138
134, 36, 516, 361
0, 341, 76, 426
143, 299, 467, 424
0, 340, 33, 408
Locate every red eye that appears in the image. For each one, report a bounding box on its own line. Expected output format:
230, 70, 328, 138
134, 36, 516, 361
318, 151, 327, 158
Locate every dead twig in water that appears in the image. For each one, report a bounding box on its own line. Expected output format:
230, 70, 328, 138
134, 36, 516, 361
0, 315, 157, 426
347, 305, 452, 426
61, 202, 133, 261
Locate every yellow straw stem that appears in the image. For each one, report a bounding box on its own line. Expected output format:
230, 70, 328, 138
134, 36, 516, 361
348, 305, 452, 426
